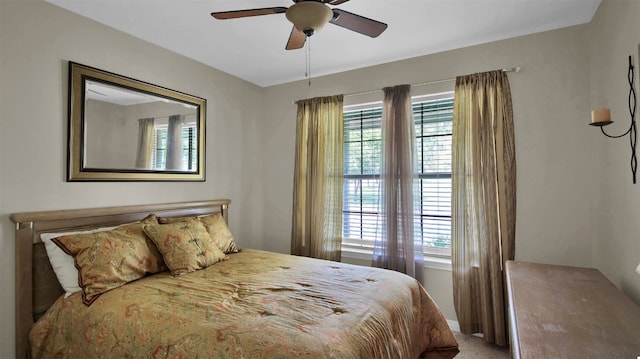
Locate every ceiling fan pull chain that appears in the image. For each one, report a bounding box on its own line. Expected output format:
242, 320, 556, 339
306, 37, 312, 86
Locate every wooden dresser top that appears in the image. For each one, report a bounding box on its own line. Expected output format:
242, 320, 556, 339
506, 261, 640, 359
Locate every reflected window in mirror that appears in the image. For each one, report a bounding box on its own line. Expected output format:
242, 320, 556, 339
151, 119, 198, 171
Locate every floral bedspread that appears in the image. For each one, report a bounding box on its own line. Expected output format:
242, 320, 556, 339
31, 249, 459, 358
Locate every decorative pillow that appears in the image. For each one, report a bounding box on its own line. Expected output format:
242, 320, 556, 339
158, 213, 238, 254
41, 225, 118, 298
143, 218, 227, 277
199, 213, 238, 254
53, 214, 166, 305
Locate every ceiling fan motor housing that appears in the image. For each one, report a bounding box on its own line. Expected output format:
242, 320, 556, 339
286, 1, 333, 37
210, 0, 388, 50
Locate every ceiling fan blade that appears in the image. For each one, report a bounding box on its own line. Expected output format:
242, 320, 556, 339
285, 26, 306, 50
327, 0, 350, 5
211, 7, 287, 20
329, 9, 387, 38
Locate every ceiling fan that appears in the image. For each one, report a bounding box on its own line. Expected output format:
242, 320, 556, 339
211, 0, 388, 50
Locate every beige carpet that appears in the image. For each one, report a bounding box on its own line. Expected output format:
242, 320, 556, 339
453, 331, 510, 359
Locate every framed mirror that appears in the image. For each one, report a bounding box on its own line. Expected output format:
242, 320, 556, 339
68, 62, 206, 181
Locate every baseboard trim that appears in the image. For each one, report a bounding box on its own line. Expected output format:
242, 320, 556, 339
447, 320, 484, 338
447, 320, 460, 332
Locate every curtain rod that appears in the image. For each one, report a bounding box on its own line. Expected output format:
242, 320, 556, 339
293, 66, 521, 104
343, 66, 521, 98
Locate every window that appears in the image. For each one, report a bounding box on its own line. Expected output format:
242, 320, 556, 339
152, 124, 198, 171
342, 94, 453, 263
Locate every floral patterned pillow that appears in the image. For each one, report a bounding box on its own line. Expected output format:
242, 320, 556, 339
143, 218, 227, 277
53, 214, 166, 306
158, 213, 238, 254
199, 213, 238, 254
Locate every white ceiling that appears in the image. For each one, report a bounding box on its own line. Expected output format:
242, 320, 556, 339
85, 81, 159, 105
46, 0, 601, 87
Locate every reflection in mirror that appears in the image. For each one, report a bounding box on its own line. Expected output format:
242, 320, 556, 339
84, 81, 198, 172
68, 62, 206, 181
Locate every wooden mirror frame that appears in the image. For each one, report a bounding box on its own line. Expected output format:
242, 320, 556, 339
67, 62, 206, 181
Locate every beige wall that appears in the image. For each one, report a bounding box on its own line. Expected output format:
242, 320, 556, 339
2, 0, 639, 357
0, 1, 265, 357
589, 0, 640, 303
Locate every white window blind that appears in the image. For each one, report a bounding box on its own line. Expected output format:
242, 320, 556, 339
152, 125, 198, 171
342, 95, 453, 259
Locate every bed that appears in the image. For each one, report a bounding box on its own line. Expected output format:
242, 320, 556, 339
12, 199, 459, 358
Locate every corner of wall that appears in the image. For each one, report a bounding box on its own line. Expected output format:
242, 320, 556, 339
586, 0, 640, 304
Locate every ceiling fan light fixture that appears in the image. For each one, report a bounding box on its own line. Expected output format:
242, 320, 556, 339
286, 1, 333, 37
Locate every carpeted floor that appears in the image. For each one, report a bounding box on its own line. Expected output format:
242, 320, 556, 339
453, 331, 510, 359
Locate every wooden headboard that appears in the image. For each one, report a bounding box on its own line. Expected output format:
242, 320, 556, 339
10, 199, 231, 359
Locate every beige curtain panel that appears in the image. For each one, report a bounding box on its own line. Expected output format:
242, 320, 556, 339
135, 118, 155, 169
291, 95, 344, 261
451, 70, 516, 346
166, 114, 185, 170
372, 84, 424, 284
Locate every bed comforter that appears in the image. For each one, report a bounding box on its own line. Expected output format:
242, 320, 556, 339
31, 249, 459, 358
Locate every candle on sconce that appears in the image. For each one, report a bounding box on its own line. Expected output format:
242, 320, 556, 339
591, 108, 611, 124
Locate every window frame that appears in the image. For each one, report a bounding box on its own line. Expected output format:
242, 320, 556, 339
152, 122, 199, 171
341, 92, 454, 270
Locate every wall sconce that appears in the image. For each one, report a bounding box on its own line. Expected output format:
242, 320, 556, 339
590, 55, 637, 184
